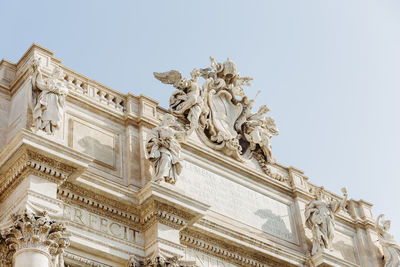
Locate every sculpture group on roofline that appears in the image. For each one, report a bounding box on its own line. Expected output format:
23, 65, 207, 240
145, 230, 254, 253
148, 57, 280, 184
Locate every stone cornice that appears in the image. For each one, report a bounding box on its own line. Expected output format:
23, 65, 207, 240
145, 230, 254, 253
58, 182, 142, 229
58, 181, 210, 232
64, 251, 113, 267
0, 130, 93, 202
195, 218, 306, 263
309, 250, 359, 267
180, 229, 296, 267
138, 182, 210, 231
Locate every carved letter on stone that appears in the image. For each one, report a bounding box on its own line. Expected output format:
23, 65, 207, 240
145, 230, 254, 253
376, 214, 400, 267
146, 114, 185, 184
304, 187, 348, 255
154, 57, 281, 178
0, 210, 70, 266
31, 58, 68, 135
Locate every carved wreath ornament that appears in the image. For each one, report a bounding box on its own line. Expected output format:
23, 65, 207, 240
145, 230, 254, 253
149, 57, 281, 183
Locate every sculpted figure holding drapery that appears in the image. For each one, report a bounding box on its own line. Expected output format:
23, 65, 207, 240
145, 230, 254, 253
376, 214, 400, 267
146, 114, 185, 184
305, 187, 348, 255
31, 58, 68, 135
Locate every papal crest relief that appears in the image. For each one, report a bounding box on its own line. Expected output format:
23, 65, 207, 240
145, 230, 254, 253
151, 57, 280, 182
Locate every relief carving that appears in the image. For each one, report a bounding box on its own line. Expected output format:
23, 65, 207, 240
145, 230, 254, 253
154, 57, 280, 179
304, 187, 348, 255
0, 210, 70, 266
146, 114, 185, 184
144, 250, 181, 267
376, 214, 400, 267
31, 58, 68, 135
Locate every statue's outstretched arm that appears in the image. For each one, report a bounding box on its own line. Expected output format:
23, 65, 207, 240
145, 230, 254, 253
333, 187, 348, 214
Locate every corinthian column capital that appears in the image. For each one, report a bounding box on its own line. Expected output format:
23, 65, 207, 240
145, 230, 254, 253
0, 210, 70, 266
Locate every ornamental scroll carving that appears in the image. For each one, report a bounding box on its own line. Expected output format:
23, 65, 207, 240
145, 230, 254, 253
0, 210, 70, 266
376, 214, 400, 267
31, 58, 68, 135
304, 187, 348, 256
153, 57, 279, 177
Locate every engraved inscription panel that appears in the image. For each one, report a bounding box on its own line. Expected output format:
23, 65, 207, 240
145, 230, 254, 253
70, 120, 116, 168
62, 204, 142, 245
176, 161, 297, 243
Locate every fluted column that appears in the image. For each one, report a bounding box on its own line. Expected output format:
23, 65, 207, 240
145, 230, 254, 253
0, 210, 69, 267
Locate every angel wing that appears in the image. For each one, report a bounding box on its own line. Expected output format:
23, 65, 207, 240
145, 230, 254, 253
153, 70, 182, 87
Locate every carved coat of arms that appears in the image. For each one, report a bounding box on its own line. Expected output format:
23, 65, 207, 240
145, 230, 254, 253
153, 57, 279, 178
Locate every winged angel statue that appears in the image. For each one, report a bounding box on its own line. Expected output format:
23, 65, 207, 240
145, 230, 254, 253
152, 57, 280, 179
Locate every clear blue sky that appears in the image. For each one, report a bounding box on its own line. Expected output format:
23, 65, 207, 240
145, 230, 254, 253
2, 1, 400, 240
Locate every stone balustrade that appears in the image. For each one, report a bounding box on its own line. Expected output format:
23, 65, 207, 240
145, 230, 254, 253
62, 69, 126, 113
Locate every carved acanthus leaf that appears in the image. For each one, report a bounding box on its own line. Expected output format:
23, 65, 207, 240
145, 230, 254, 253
0, 210, 70, 261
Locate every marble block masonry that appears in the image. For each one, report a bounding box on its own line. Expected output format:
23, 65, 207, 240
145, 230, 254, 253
0, 44, 398, 267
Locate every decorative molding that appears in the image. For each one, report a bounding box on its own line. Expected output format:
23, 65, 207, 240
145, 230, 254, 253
0, 129, 91, 202
197, 218, 305, 262
64, 251, 113, 267
180, 230, 294, 267
58, 182, 141, 228
0, 149, 76, 202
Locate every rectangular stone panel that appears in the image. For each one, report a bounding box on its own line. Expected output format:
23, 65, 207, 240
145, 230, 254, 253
332, 231, 360, 265
176, 161, 297, 243
69, 119, 116, 168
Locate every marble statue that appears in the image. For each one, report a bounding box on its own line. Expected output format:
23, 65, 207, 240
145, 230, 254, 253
154, 69, 203, 134
241, 105, 279, 164
305, 187, 348, 255
376, 214, 400, 266
146, 114, 185, 184
31, 58, 68, 135
154, 57, 281, 175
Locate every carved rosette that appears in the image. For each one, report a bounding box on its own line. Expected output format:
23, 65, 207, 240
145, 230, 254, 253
0, 210, 70, 264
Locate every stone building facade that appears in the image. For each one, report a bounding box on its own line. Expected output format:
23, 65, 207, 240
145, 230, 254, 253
0, 44, 398, 267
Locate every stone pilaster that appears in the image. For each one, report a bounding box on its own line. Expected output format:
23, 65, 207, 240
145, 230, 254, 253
138, 182, 209, 264
0, 210, 70, 267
